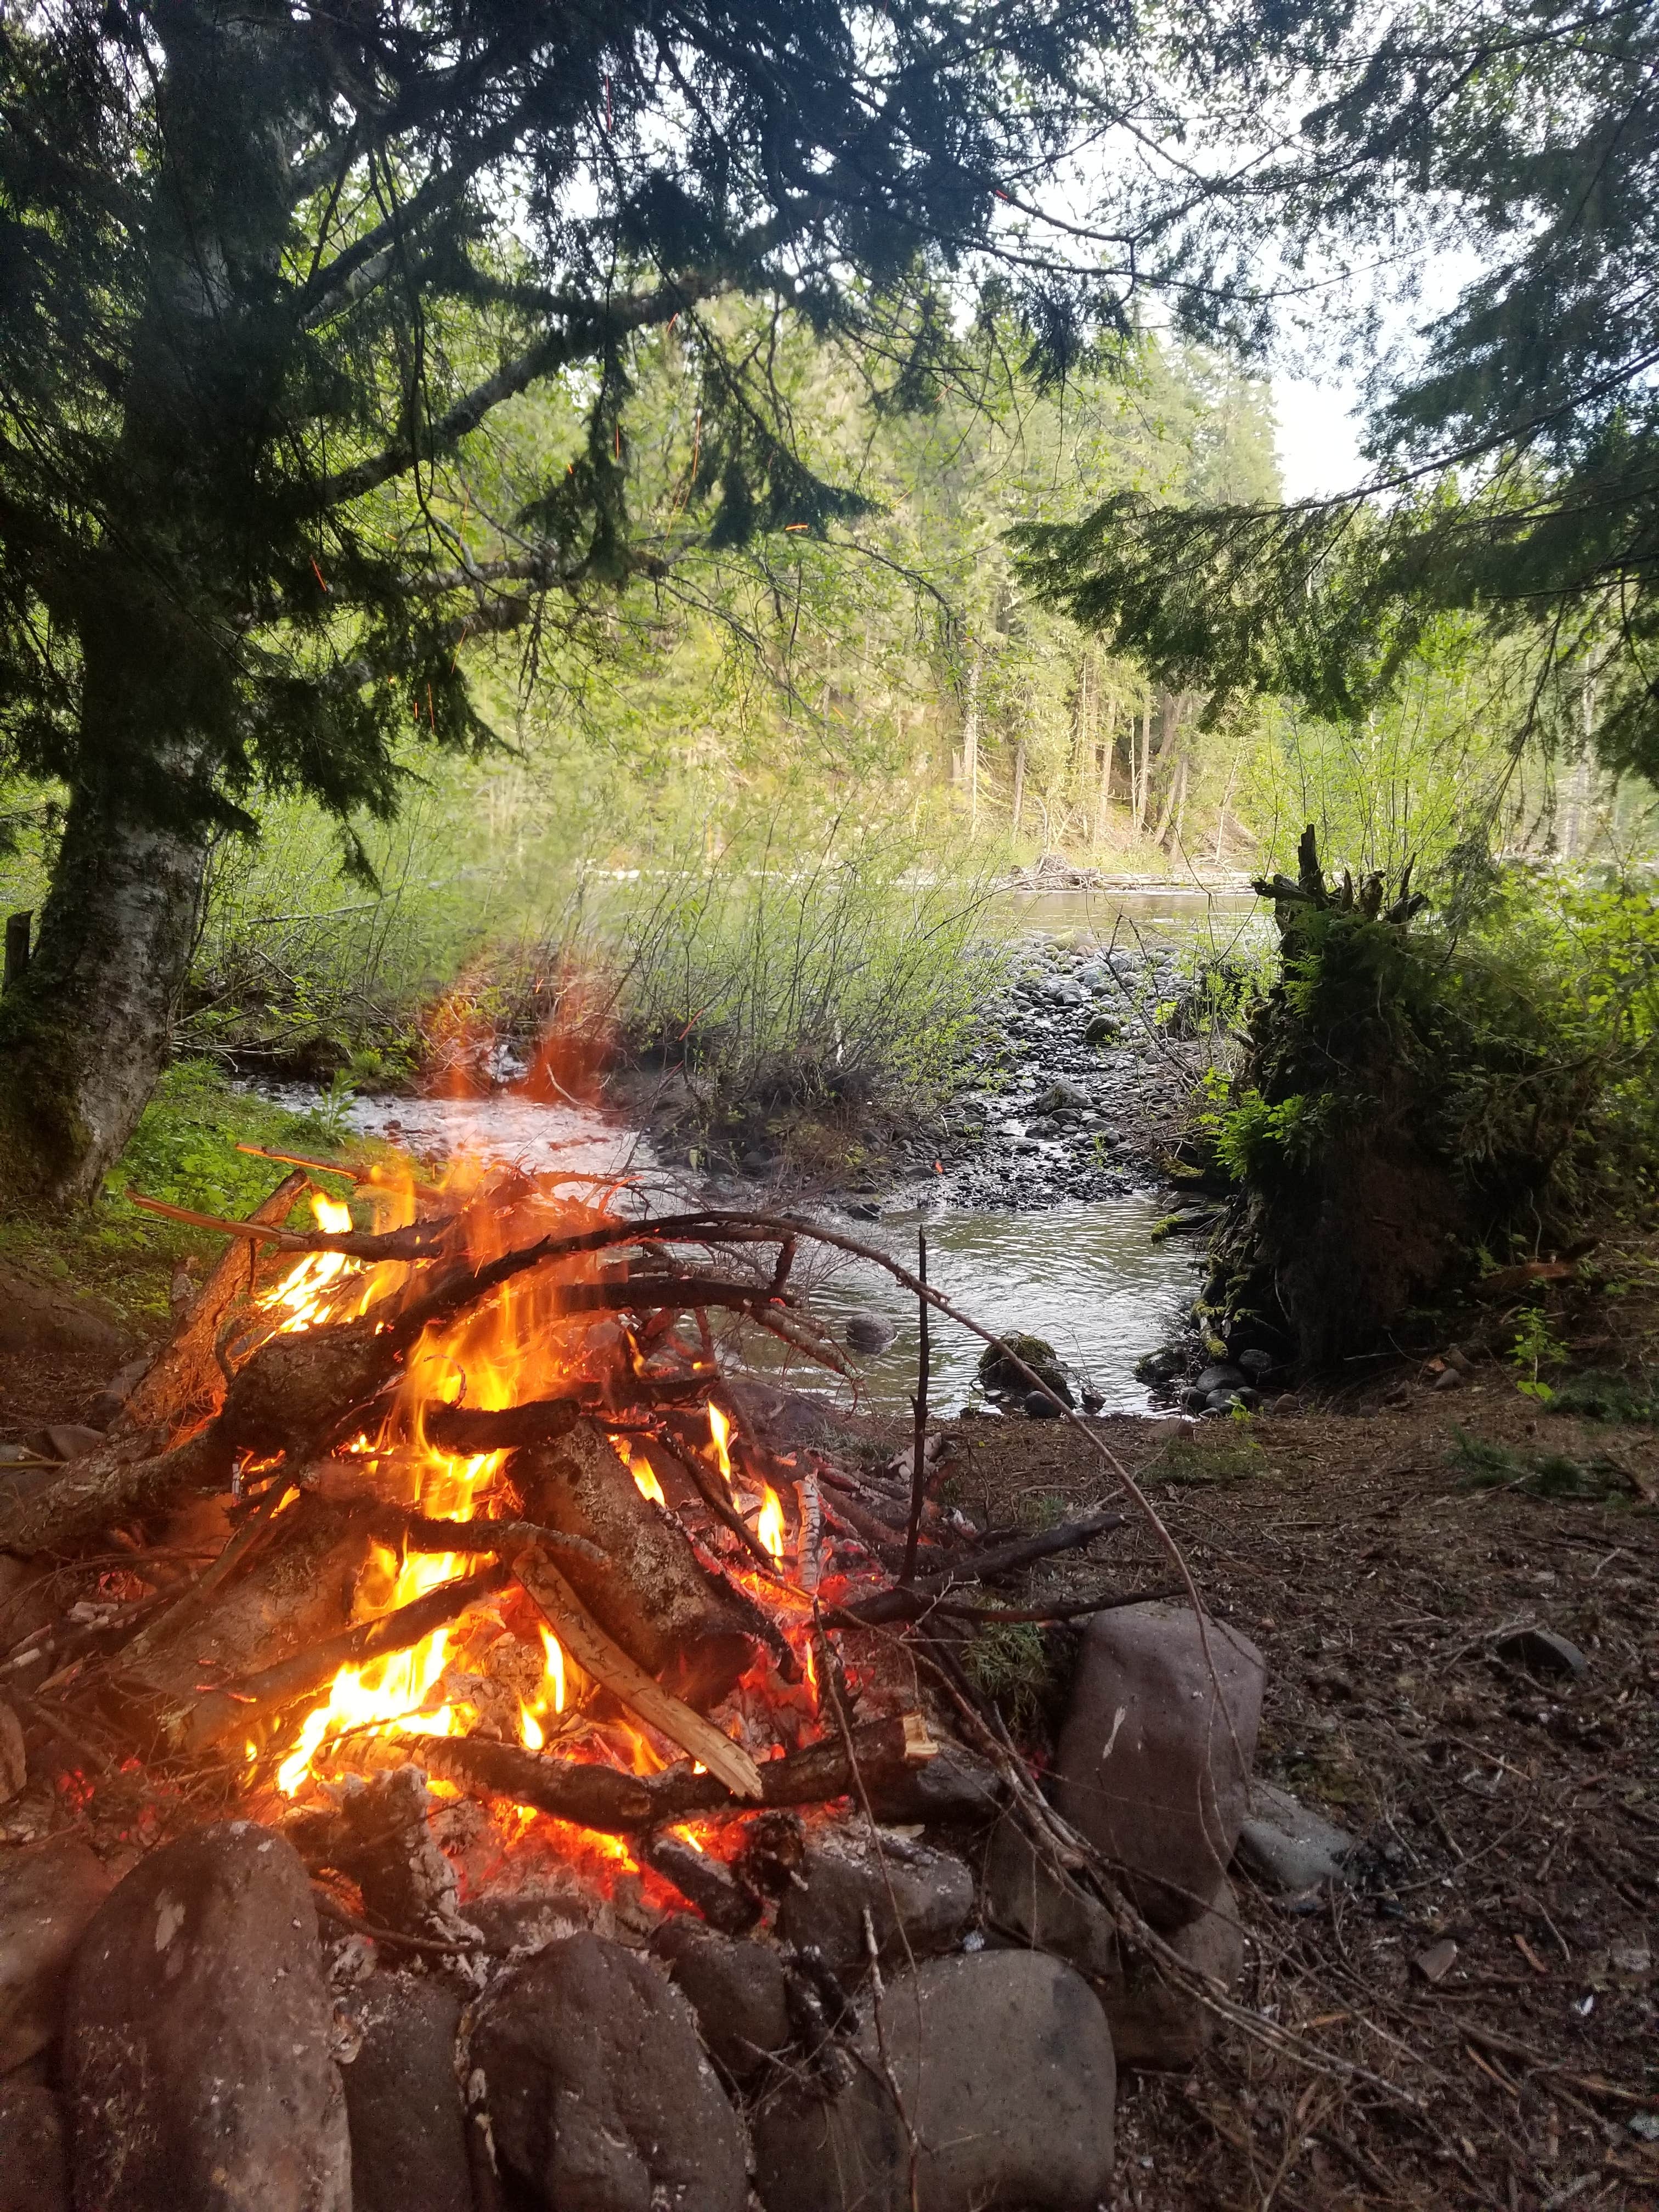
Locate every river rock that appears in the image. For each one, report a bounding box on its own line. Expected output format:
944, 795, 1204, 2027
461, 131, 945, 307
62, 1820, 351, 2212
0, 1832, 114, 2070
1194, 1364, 1246, 1396
649, 1918, 791, 2082
1494, 1626, 1588, 1678
980, 1814, 1118, 1979
776, 1834, 974, 1972
1234, 1783, 1353, 1893
472, 1931, 746, 2212
752, 1951, 1115, 2212
1099, 1879, 1244, 2070
1052, 1601, 1264, 1930
844, 1313, 896, 1357
338, 1973, 472, 2212
0, 2079, 71, 2212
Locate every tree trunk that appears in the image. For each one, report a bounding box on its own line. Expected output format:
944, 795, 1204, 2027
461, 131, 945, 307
1010, 741, 1027, 835
1093, 693, 1117, 852
0, 751, 212, 1206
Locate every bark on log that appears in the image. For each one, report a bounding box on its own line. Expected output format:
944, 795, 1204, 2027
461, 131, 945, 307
119, 1171, 309, 1437
512, 1545, 764, 1800
338, 1712, 936, 1835
509, 1425, 755, 1702
117, 1498, 375, 1714
424, 1398, 582, 1454
168, 1560, 512, 1754
0, 1424, 233, 1558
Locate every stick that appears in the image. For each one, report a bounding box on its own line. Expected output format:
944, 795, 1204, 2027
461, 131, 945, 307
362, 1508, 606, 1566
511, 1547, 764, 1800
902, 1227, 929, 1584
123, 1187, 449, 1262
235, 1143, 374, 1182
334, 1712, 936, 1833
168, 1562, 512, 1753
833, 1508, 1127, 1624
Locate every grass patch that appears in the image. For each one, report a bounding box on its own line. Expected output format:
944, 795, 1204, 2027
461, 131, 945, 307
1144, 1430, 1267, 1488
0, 1059, 359, 1332
961, 1618, 1053, 1732
1545, 1368, 1659, 1424
1446, 1426, 1636, 1502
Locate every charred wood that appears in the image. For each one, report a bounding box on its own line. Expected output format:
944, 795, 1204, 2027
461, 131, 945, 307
639, 1830, 763, 1933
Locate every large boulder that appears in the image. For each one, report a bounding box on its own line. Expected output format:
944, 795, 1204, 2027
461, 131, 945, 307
0, 1832, 114, 2070
61, 1820, 351, 2212
752, 1951, 1115, 2212
980, 1814, 1118, 1980
471, 1931, 747, 2212
337, 1973, 472, 2212
1098, 1878, 1245, 2070
776, 1835, 973, 1973
1051, 1602, 1263, 1929
648, 1918, 791, 2084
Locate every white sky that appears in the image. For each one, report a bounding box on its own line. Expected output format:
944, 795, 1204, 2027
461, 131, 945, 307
1272, 373, 1370, 500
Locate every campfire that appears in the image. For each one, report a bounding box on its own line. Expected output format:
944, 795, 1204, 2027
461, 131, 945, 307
0, 1138, 1263, 2212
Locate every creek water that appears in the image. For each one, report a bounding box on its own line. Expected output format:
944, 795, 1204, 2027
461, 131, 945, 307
253, 883, 1240, 1416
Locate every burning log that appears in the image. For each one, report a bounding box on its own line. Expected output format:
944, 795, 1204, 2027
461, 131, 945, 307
512, 1545, 764, 1799
508, 1425, 756, 1704
423, 1397, 582, 1454
639, 1830, 763, 1933
170, 1560, 512, 1754
338, 1712, 938, 1836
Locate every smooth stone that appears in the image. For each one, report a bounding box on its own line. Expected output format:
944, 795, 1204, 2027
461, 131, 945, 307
776, 1836, 973, 1973
1237, 1350, 1274, 1378
980, 1815, 1118, 1978
844, 1313, 896, 1357
1052, 1602, 1265, 1931
648, 1919, 791, 2083
338, 1973, 472, 2212
1494, 1626, 1588, 1678
1024, 1391, 1064, 1419
63, 1820, 350, 2212
0, 1833, 114, 2070
752, 1951, 1115, 2212
472, 1931, 746, 2212
1099, 1878, 1245, 2070
1194, 1364, 1246, 1395
0, 2080, 71, 2211
1234, 1782, 1353, 1893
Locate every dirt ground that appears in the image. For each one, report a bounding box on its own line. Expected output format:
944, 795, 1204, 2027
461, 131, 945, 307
926, 1370, 1658, 2212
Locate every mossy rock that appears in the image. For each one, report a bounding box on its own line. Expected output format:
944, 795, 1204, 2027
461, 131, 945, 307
977, 1333, 1075, 1406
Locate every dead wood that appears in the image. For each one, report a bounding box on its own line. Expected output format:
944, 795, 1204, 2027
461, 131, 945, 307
509, 1425, 756, 1699
285, 1764, 479, 1944
360, 1506, 606, 1567
631, 1423, 781, 1576
832, 1506, 1127, 1624
116, 1498, 376, 1722
639, 1829, 762, 1932
0, 1424, 234, 1558
170, 1559, 512, 1754
511, 1544, 764, 1799
114, 1476, 299, 1669
119, 1171, 309, 1437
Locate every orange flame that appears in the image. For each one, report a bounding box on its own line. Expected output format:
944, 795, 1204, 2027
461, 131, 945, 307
708, 1402, 735, 1493
757, 1483, 786, 1564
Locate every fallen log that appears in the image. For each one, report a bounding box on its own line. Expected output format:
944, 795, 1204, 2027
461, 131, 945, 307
423, 1397, 582, 1454
336, 1711, 936, 1835
512, 1545, 764, 1800
168, 1559, 512, 1754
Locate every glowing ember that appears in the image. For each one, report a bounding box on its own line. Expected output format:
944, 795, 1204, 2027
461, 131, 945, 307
756, 1483, 786, 1563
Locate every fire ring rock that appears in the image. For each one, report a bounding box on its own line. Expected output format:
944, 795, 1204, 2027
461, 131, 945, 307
752, 1950, 1115, 2212
471, 1930, 747, 2212
0, 1831, 114, 2072
61, 1820, 351, 2212
1051, 1601, 1264, 1930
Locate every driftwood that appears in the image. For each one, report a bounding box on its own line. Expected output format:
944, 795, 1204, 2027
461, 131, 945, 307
119, 1171, 309, 1436
509, 1426, 755, 1700
171, 1560, 512, 1754
512, 1545, 764, 1800
339, 1712, 936, 1835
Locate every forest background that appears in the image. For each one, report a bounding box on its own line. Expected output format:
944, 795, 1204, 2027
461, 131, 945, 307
5, 309, 1649, 1106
